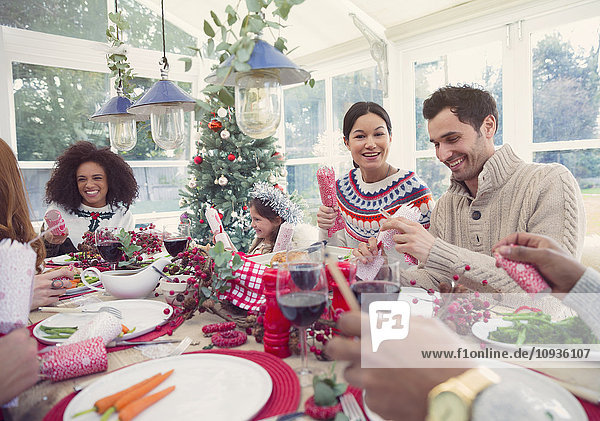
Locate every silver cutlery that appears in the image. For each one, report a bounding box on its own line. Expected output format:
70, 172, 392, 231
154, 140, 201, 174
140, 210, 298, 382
340, 393, 366, 421
106, 339, 183, 347
38, 306, 122, 319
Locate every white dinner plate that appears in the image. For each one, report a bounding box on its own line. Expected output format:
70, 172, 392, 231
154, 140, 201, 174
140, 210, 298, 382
363, 361, 588, 421
246, 245, 353, 265
63, 353, 273, 421
45, 254, 77, 265
472, 318, 600, 361
33, 299, 172, 345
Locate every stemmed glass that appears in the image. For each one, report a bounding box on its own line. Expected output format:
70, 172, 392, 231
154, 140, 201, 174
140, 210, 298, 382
163, 222, 191, 257
351, 258, 402, 308
276, 242, 328, 387
95, 227, 124, 270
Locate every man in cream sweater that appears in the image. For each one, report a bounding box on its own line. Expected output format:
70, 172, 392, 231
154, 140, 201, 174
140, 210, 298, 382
356, 85, 585, 293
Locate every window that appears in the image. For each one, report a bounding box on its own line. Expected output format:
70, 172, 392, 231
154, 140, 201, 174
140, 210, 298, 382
1, 0, 107, 41
282, 65, 382, 222
400, 2, 600, 233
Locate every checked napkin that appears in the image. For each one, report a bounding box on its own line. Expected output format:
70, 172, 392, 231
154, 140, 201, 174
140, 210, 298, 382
217, 253, 267, 311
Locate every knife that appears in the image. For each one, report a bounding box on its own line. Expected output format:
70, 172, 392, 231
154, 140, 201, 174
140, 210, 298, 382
106, 339, 182, 347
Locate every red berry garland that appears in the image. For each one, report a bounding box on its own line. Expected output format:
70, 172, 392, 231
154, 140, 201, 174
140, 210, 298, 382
211, 330, 247, 348
202, 321, 236, 335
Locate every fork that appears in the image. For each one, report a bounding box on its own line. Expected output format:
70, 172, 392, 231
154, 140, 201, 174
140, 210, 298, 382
38, 306, 123, 319
340, 393, 366, 421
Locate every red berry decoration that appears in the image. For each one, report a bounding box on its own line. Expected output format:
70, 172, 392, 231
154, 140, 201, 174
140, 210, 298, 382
211, 330, 247, 348
482, 279, 488, 285
193, 155, 203, 164
208, 119, 222, 132
227, 153, 235, 161
453, 274, 459, 281
199, 219, 205, 223
465, 265, 471, 271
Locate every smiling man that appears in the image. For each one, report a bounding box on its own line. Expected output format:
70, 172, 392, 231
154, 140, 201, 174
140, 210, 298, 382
357, 85, 586, 292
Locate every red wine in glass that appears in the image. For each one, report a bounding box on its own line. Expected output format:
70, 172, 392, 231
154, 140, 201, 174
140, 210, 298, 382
277, 292, 327, 327
351, 281, 400, 305
164, 238, 189, 256
97, 241, 124, 263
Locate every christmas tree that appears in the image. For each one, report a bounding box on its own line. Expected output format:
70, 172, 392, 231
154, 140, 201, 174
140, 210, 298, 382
179, 87, 286, 251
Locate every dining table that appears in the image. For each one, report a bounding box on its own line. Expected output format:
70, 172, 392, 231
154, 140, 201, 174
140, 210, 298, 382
3, 289, 352, 421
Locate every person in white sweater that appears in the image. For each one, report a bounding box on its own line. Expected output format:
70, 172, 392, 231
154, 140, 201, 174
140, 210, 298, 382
355, 85, 585, 293
43, 141, 138, 256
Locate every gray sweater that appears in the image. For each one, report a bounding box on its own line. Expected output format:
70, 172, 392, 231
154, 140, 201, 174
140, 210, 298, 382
410, 145, 586, 293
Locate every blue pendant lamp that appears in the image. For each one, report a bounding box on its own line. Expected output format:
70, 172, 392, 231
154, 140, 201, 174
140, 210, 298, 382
127, 0, 195, 150
205, 39, 310, 139
91, 0, 146, 152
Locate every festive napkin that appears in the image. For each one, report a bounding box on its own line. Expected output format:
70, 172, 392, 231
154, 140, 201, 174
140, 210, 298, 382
44, 209, 67, 236
63, 313, 122, 346
0, 239, 36, 334
206, 207, 237, 251
495, 249, 550, 294
356, 250, 386, 282
272, 222, 295, 253
216, 253, 266, 311
316, 166, 345, 237
377, 205, 422, 266
39, 337, 107, 382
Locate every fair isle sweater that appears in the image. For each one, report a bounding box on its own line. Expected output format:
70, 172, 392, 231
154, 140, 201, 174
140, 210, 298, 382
409, 145, 586, 293
320, 168, 434, 248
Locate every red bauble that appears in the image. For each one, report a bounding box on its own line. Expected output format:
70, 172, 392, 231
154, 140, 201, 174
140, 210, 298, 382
227, 154, 235, 161
242, 206, 248, 211
208, 119, 222, 132
199, 219, 205, 223
193, 155, 203, 164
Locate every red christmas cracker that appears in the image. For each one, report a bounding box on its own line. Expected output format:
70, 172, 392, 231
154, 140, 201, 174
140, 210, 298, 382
39, 337, 108, 382
316, 166, 345, 237
495, 250, 550, 294
44, 209, 67, 236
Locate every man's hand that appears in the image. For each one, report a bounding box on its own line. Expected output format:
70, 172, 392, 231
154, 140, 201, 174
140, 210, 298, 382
381, 217, 435, 263
493, 232, 585, 294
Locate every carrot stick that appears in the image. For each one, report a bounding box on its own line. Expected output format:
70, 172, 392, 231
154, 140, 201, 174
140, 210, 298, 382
114, 369, 174, 412
73, 374, 161, 417
118, 386, 175, 421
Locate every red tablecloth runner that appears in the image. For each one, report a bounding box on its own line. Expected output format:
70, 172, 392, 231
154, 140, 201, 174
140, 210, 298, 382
42, 349, 301, 421
29, 316, 184, 353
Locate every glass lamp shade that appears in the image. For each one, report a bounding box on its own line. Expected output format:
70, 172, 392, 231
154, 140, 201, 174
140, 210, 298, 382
235, 70, 282, 139
108, 115, 137, 151
150, 106, 185, 150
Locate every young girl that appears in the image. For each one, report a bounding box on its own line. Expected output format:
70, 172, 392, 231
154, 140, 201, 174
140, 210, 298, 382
247, 182, 303, 255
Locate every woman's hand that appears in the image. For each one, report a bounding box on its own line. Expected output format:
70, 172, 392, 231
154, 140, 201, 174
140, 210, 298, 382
316, 205, 338, 230
30, 266, 75, 310
0, 328, 39, 405
353, 237, 379, 263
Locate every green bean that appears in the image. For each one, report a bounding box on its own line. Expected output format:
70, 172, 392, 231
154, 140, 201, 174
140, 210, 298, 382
42, 334, 73, 339
40, 325, 78, 333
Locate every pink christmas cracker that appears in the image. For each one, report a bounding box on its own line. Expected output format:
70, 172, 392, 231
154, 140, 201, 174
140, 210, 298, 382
64, 313, 122, 346
494, 249, 550, 294
273, 221, 295, 253
206, 207, 237, 251
39, 337, 108, 381
0, 239, 36, 334
44, 209, 67, 236
377, 205, 422, 265
316, 166, 345, 237
356, 250, 386, 282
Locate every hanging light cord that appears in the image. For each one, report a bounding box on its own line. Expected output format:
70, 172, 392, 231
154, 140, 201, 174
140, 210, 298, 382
114, 0, 124, 94
159, 0, 169, 77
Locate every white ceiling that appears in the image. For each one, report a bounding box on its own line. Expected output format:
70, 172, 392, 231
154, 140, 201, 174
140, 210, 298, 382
138, 0, 473, 63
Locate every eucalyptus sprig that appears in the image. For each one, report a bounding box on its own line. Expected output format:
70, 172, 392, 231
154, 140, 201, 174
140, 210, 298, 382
116, 228, 142, 267
182, 0, 313, 108
106, 11, 135, 98
200, 241, 243, 305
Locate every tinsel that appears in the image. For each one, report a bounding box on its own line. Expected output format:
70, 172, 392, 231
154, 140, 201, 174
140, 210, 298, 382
249, 182, 303, 225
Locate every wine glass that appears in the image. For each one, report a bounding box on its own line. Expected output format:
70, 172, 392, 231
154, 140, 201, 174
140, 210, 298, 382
163, 222, 191, 257
95, 227, 124, 270
276, 243, 328, 387
351, 258, 402, 309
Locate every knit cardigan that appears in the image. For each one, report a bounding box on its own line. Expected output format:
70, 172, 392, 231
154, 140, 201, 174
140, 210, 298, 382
319, 168, 434, 248
564, 267, 600, 339
410, 145, 586, 293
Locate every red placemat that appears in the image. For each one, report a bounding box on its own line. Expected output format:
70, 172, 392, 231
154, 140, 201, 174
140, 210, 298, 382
42, 349, 300, 421
29, 315, 184, 353
578, 398, 600, 421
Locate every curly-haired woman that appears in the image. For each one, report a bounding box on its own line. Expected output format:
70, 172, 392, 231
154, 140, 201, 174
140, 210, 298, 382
43, 141, 138, 256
